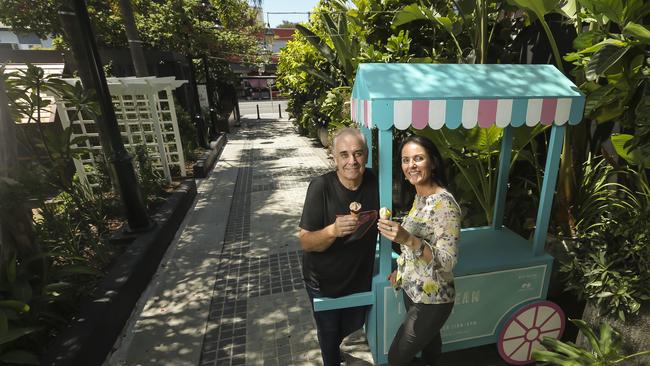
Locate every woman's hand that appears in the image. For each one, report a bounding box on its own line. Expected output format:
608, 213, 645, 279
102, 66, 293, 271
377, 218, 410, 245
387, 270, 398, 287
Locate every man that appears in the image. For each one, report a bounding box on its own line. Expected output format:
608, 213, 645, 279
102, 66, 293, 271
299, 127, 379, 366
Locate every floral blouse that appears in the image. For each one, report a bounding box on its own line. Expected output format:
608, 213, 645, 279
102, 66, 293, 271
395, 190, 461, 304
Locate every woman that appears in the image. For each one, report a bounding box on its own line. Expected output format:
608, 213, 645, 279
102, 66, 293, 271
377, 135, 461, 366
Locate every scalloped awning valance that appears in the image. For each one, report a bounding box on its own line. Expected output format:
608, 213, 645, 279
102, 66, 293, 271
350, 63, 585, 130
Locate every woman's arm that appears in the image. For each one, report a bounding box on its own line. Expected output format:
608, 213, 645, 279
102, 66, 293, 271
420, 195, 461, 271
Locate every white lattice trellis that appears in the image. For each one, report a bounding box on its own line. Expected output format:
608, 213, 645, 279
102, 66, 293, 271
53, 76, 187, 188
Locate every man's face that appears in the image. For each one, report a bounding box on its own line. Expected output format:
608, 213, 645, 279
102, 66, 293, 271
333, 134, 367, 183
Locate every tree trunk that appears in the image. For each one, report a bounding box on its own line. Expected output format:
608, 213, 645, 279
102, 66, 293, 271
0, 77, 16, 178
118, 0, 148, 77
579, 300, 650, 366
0, 77, 17, 269
59, 0, 152, 231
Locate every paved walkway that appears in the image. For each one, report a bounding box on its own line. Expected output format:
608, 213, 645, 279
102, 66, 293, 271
105, 115, 374, 366
105, 114, 508, 366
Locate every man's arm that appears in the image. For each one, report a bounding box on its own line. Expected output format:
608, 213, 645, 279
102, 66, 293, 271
299, 215, 358, 252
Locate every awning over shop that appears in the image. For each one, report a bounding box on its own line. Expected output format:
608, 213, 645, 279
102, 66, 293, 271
350, 63, 585, 130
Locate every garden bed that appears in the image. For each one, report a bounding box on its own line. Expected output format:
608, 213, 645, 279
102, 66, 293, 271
41, 180, 197, 366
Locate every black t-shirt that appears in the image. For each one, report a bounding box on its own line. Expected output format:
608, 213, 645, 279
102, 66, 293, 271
299, 170, 379, 297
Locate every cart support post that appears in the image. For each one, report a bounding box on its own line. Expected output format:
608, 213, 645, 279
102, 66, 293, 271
362, 126, 372, 168
492, 126, 513, 229
533, 124, 566, 256
378, 129, 393, 276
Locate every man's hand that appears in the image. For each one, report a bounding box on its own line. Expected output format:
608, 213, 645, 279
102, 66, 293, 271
299, 214, 359, 252
333, 214, 359, 237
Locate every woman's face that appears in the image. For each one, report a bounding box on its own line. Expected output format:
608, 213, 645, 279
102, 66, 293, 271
401, 142, 434, 187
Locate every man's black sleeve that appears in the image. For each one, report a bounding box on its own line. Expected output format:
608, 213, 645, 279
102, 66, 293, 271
299, 176, 326, 232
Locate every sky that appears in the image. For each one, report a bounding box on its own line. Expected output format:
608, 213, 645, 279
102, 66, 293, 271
262, 0, 321, 28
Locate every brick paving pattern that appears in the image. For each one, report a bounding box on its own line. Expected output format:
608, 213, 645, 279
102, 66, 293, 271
199, 120, 333, 366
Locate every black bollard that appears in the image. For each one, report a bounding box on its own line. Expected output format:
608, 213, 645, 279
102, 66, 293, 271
256, 104, 260, 120
278, 104, 282, 119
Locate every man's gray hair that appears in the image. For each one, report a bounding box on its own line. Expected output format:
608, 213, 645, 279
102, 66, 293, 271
331, 127, 368, 154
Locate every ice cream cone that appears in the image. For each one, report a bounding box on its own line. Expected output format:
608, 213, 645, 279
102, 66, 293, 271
349, 201, 362, 217
379, 207, 392, 220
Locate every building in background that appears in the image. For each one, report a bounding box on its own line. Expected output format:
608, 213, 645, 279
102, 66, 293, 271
0, 22, 54, 50
231, 27, 296, 100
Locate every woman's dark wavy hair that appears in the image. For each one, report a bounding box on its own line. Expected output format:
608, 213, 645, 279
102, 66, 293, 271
399, 134, 448, 188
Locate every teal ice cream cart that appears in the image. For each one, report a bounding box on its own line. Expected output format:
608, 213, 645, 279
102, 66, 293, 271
313, 63, 585, 365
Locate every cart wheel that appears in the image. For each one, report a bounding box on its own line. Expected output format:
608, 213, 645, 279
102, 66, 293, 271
497, 300, 565, 365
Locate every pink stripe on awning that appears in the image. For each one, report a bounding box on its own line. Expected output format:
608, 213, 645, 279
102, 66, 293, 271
363, 100, 368, 127
540, 99, 558, 125
351, 99, 356, 121
477, 99, 498, 128
411, 100, 429, 129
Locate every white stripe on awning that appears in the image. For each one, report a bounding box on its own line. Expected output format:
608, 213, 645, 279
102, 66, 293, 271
526, 99, 543, 127
555, 98, 571, 125
495, 99, 513, 128
394, 100, 411, 130
462, 99, 479, 129
429, 100, 446, 129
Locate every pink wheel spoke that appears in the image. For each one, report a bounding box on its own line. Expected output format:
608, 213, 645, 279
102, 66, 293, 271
537, 309, 557, 329
514, 317, 529, 330
527, 340, 533, 360
532, 306, 539, 329
507, 339, 528, 358
503, 334, 526, 342
539, 327, 562, 335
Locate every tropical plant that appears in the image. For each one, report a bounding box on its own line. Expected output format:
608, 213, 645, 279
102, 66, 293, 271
416, 125, 547, 227
559, 157, 650, 320
0, 178, 104, 364
0, 64, 166, 361
392, 0, 524, 64
285, 0, 424, 138
276, 30, 331, 136
3, 64, 94, 193
295, 3, 360, 87
131, 145, 167, 210
321, 86, 352, 131
533, 318, 650, 365
553, 0, 649, 236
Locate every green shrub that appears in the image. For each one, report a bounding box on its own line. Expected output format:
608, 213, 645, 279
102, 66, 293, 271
560, 160, 650, 320
132, 145, 167, 211
533, 318, 650, 365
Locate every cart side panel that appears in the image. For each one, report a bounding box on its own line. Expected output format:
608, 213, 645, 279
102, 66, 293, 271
373, 264, 550, 359
442, 265, 549, 349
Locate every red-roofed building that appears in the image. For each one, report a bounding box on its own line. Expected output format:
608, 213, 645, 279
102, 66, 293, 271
260, 28, 296, 63
231, 27, 296, 99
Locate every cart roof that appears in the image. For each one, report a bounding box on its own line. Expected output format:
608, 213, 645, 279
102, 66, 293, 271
351, 63, 585, 130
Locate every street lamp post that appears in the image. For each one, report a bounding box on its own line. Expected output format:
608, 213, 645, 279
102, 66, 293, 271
264, 26, 274, 50
59, 0, 153, 232
263, 25, 274, 107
